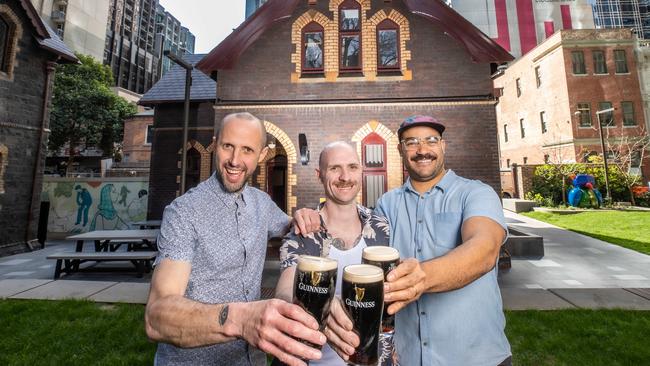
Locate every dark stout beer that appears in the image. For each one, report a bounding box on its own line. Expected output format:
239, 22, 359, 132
342, 264, 384, 366
362, 246, 399, 332
293, 255, 338, 330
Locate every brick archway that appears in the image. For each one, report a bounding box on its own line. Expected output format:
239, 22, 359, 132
263, 121, 298, 213
352, 120, 402, 202
0, 5, 23, 81
177, 140, 212, 193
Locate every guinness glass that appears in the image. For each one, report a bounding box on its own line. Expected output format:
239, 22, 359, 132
362, 246, 400, 332
293, 255, 338, 330
342, 264, 384, 366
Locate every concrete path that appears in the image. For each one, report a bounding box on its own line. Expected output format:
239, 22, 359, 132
1, 211, 650, 310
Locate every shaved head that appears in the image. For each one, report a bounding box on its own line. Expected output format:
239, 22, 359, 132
218, 112, 267, 149
319, 141, 358, 173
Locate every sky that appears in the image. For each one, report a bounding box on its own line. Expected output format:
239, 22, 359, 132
158, 0, 246, 54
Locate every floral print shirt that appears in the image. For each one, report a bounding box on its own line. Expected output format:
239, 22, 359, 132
279, 203, 390, 270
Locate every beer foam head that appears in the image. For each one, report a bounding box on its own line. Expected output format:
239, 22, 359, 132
343, 264, 384, 283
298, 255, 338, 272
362, 246, 399, 262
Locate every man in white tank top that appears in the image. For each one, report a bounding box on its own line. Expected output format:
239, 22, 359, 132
275, 141, 393, 365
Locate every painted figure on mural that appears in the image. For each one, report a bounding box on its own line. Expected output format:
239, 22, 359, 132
119, 185, 131, 206
127, 189, 149, 222
90, 184, 129, 230
74, 185, 92, 227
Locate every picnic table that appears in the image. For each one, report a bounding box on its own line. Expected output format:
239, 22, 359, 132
67, 229, 159, 252
130, 220, 162, 229
46, 230, 160, 279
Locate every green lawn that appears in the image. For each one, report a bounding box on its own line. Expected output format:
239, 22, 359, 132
2, 300, 650, 365
522, 211, 650, 255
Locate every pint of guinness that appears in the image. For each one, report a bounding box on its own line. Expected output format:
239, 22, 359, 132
362, 246, 400, 332
342, 264, 384, 366
293, 255, 338, 330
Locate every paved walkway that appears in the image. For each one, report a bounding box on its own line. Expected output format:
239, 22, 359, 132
1, 211, 650, 309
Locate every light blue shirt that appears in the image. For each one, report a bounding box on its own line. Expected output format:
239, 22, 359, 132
375, 170, 511, 366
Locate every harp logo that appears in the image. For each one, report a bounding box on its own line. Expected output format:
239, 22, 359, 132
311, 271, 322, 287
355, 285, 365, 302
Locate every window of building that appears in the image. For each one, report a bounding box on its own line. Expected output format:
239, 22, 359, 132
544, 154, 550, 164
520, 118, 525, 138
614, 50, 629, 73
506, 159, 511, 168
535, 66, 541, 87
339, 0, 361, 73
302, 22, 324, 74
145, 125, 154, 144
572, 51, 586, 74
377, 19, 400, 72
631, 150, 642, 168
598, 101, 614, 127
362, 133, 386, 209
577, 103, 592, 127
0, 15, 10, 72
540, 111, 548, 133
593, 50, 607, 74
622, 101, 636, 126
185, 148, 202, 191
503, 124, 508, 143
523, 157, 528, 165
516, 78, 521, 97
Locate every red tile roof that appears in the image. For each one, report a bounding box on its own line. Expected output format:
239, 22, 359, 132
197, 0, 512, 73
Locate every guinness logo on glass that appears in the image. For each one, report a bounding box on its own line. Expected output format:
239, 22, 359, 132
311, 271, 322, 287
355, 284, 365, 302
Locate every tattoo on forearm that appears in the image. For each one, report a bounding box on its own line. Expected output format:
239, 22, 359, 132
219, 305, 229, 326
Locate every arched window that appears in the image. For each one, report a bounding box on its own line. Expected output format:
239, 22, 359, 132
339, 0, 361, 73
362, 133, 386, 209
185, 148, 202, 191
0, 15, 9, 72
302, 22, 324, 74
377, 19, 400, 72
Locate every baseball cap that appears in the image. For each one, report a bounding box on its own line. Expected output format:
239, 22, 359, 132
397, 115, 446, 139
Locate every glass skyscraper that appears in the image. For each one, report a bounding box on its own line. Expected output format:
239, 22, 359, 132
592, 0, 650, 39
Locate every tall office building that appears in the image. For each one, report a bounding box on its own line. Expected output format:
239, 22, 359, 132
592, 0, 650, 40
30, 0, 111, 61
155, 4, 195, 77
448, 0, 595, 58
245, 0, 267, 18
103, 0, 195, 94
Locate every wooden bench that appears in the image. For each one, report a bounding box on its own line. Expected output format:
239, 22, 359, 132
47, 251, 158, 279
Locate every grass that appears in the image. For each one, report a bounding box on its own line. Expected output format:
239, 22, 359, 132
506, 310, 650, 365
2, 300, 650, 365
521, 211, 650, 255
0, 299, 155, 365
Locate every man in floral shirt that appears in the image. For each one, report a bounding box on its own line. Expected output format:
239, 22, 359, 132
275, 141, 394, 366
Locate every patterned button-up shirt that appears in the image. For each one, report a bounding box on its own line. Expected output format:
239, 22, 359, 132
279, 203, 390, 270
154, 174, 290, 366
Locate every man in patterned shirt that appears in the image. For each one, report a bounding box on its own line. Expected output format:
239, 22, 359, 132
145, 113, 326, 366
275, 141, 391, 365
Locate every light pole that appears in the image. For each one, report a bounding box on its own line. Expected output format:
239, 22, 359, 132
595, 107, 615, 203
164, 50, 193, 194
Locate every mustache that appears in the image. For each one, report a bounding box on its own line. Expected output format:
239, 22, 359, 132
333, 181, 357, 188
411, 153, 437, 162
224, 161, 245, 169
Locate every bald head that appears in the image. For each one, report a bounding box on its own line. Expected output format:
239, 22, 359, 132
218, 112, 267, 149
319, 141, 358, 172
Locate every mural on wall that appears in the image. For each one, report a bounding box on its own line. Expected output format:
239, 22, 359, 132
42, 178, 149, 234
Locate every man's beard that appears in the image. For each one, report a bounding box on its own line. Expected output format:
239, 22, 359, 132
215, 163, 252, 193
406, 152, 444, 182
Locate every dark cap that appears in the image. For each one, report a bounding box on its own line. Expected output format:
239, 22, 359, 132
397, 115, 446, 139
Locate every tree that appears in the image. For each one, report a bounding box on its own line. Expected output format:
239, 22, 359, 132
605, 127, 650, 206
49, 54, 136, 171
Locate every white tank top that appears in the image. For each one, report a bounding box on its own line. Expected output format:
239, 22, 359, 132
310, 238, 367, 366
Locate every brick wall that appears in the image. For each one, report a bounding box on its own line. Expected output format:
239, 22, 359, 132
147, 102, 215, 219
122, 114, 153, 163
0, 0, 54, 254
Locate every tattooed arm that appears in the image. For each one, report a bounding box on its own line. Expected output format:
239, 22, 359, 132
145, 259, 327, 366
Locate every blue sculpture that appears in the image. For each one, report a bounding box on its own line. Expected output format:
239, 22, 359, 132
568, 174, 603, 208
